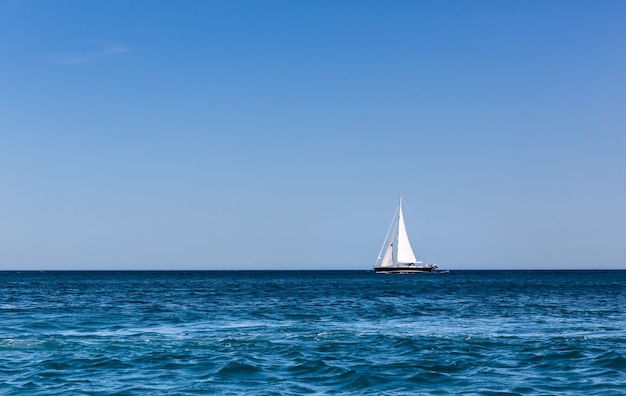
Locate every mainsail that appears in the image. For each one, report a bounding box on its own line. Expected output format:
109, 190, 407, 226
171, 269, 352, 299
396, 200, 418, 264
380, 240, 394, 267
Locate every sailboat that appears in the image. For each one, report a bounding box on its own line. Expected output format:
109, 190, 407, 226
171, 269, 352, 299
374, 196, 439, 274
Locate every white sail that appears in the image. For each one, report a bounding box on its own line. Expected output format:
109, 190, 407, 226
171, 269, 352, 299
396, 198, 418, 264
380, 240, 394, 267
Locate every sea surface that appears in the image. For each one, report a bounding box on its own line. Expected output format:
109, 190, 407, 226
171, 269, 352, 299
1, 270, 625, 395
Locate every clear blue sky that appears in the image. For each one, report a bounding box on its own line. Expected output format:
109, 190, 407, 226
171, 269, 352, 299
1, 0, 625, 270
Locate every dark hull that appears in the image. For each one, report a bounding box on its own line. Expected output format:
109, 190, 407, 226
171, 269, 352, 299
374, 265, 438, 274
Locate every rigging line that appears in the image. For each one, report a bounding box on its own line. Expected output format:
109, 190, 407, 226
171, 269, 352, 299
375, 204, 399, 266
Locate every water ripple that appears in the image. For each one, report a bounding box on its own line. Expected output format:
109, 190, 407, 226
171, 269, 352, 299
0, 270, 625, 394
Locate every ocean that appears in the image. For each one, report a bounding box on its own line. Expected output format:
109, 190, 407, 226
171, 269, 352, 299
1, 270, 625, 395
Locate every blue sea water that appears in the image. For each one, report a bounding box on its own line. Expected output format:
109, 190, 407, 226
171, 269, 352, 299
1, 270, 625, 395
